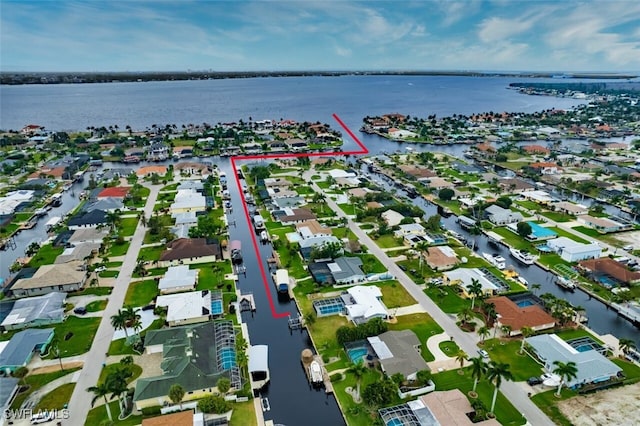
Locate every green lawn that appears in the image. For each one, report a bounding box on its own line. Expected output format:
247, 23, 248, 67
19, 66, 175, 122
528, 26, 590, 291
108, 241, 131, 257
492, 227, 533, 251
531, 388, 575, 426
540, 211, 574, 223
28, 244, 64, 267
547, 227, 590, 244
374, 234, 404, 249
98, 363, 143, 384
378, 281, 417, 308
482, 338, 543, 381
388, 313, 443, 362
612, 358, 640, 380
108, 319, 163, 356
515, 200, 543, 212
332, 367, 391, 426
98, 270, 119, 278
424, 285, 471, 313
229, 399, 258, 426
11, 368, 82, 410
118, 216, 139, 237
34, 383, 75, 411
554, 328, 604, 345
72, 287, 113, 297
439, 340, 460, 357
124, 279, 158, 307
307, 315, 350, 363
357, 253, 387, 274
48, 317, 101, 357
193, 262, 235, 292
85, 299, 107, 312
571, 225, 603, 238
85, 400, 142, 426
137, 245, 164, 262
431, 368, 526, 425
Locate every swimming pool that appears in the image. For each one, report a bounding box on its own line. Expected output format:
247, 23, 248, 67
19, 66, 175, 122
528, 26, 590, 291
516, 300, 535, 308
386, 419, 403, 426
347, 347, 368, 364
219, 347, 237, 370
597, 275, 617, 288
528, 222, 557, 240
567, 336, 606, 355
313, 297, 345, 317
211, 299, 224, 315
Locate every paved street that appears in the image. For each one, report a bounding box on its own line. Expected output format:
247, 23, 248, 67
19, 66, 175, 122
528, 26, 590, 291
63, 184, 161, 425
307, 172, 554, 426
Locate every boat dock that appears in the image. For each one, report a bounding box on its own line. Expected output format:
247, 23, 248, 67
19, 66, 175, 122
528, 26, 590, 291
301, 349, 333, 393
237, 292, 257, 313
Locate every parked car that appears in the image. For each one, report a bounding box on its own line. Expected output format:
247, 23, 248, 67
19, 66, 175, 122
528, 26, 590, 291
622, 244, 634, 251
73, 306, 87, 315
527, 376, 543, 386
477, 349, 489, 359
94, 266, 106, 273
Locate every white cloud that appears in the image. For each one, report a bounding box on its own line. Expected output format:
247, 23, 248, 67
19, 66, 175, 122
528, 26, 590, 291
335, 46, 352, 57
477, 16, 536, 43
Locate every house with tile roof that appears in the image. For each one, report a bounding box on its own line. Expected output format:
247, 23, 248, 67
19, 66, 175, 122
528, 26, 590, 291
487, 296, 555, 336
9, 262, 86, 297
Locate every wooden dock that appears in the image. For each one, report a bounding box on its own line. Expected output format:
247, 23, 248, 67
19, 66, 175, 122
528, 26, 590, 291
237, 292, 256, 312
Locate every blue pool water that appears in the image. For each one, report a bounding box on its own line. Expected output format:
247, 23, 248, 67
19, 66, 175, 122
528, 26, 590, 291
219, 347, 237, 370
318, 304, 343, 315
575, 345, 592, 353
528, 222, 557, 239
516, 300, 535, 307
386, 419, 403, 426
597, 275, 617, 288
347, 347, 368, 364
211, 299, 224, 315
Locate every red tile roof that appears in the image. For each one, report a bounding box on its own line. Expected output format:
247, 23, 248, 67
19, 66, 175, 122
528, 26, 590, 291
487, 296, 555, 332
579, 258, 640, 284
98, 186, 131, 198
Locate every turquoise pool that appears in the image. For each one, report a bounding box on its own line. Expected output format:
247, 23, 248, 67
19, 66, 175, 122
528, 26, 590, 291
347, 347, 368, 364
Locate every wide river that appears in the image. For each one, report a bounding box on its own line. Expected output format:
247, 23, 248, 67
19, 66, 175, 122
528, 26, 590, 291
2, 76, 637, 425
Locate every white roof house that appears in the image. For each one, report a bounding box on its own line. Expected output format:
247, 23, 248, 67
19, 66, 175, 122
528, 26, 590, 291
394, 223, 426, 237
328, 169, 356, 179
381, 210, 405, 227
521, 190, 554, 204
526, 334, 622, 388
443, 268, 503, 298
158, 265, 198, 294
343, 285, 388, 324
156, 291, 211, 326
484, 205, 524, 225
0, 190, 35, 215
546, 237, 601, 262
170, 189, 206, 214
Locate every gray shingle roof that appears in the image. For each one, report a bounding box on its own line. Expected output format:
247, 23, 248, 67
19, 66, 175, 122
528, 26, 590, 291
0, 328, 54, 369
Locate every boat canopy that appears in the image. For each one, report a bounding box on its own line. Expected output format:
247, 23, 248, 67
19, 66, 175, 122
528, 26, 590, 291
248, 345, 269, 373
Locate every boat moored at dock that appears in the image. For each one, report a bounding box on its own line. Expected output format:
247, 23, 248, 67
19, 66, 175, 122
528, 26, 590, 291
249, 345, 270, 395
555, 276, 576, 291
309, 360, 323, 386
482, 252, 506, 270
260, 230, 269, 242
509, 247, 537, 265
230, 240, 242, 264
273, 269, 289, 294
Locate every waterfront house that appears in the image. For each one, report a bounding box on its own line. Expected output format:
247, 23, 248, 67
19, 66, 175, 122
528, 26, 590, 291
327, 257, 365, 284
497, 177, 536, 194
274, 207, 316, 225
158, 265, 198, 294
552, 201, 588, 216
394, 223, 426, 238
171, 211, 198, 239
525, 334, 622, 389
343, 285, 388, 324
142, 411, 203, 426
284, 138, 308, 151
296, 219, 332, 240
578, 258, 640, 285
398, 164, 437, 179
134, 321, 239, 410
175, 162, 209, 176
577, 215, 632, 234
67, 209, 108, 230
519, 190, 555, 205
84, 197, 124, 213
0, 292, 66, 330
0, 328, 54, 374
97, 186, 131, 199
54, 242, 100, 264
368, 330, 429, 380
442, 268, 503, 298
10, 263, 86, 297
487, 296, 555, 336
68, 227, 109, 246
423, 177, 455, 190
523, 145, 550, 155
0, 190, 35, 215
136, 165, 167, 178
425, 246, 459, 271
484, 204, 524, 225
528, 162, 562, 175
546, 237, 601, 262
299, 236, 343, 261
156, 291, 211, 326
381, 210, 405, 227
158, 238, 222, 267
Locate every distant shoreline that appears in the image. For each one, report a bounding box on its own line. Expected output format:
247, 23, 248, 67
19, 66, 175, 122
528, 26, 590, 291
1, 70, 638, 86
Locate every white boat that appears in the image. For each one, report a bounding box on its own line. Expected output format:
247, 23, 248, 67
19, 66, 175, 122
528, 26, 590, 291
555, 276, 576, 291
483, 253, 506, 270
309, 360, 323, 384
34, 208, 48, 217
509, 248, 537, 265
260, 230, 269, 242
517, 276, 529, 287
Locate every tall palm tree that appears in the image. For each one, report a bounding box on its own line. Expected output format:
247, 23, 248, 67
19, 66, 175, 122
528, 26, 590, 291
468, 278, 483, 310
457, 307, 474, 326
469, 356, 487, 393
415, 241, 430, 274
122, 306, 141, 334
519, 326, 534, 354
455, 350, 467, 373
486, 361, 514, 413
110, 310, 129, 338
88, 383, 113, 421
500, 324, 513, 337
552, 361, 578, 397
618, 338, 636, 355
531, 283, 541, 295
477, 325, 491, 344
107, 368, 131, 416
347, 360, 368, 399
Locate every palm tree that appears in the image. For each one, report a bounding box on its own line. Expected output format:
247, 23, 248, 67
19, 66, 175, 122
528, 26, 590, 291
552, 361, 578, 397
122, 306, 141, 334
347, 360, 368, 399
500, 324, 513, 337
88, 383, 113, 421
477, 325, 491, 344
168, 383, 186, 409
531, 283, 541, 295
457, 307, 474, 326
618, 338, 636, 356
415, 241, 430, 274
469, 356, 487, 393
486, 361, 514, 413
111, 310, 129, 338
519, 326, 534, 354
107, 368, 131, 416
455, 350, 467, 373
468, 278, 483, 310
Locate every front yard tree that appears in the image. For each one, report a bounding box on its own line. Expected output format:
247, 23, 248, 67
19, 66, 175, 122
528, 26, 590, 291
487, 361, 514, 414
516, 221, 532, 238
88, 383, 113, 422
216, 377, 231, 395
469, 356, 487, 394
438, 188, 454, 201
552, 361, 578, 397
425, 214, 442, 232
168, 383, 186, 408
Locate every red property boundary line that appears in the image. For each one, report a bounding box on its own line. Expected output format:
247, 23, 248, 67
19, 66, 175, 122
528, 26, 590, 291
230, 113, 369, 319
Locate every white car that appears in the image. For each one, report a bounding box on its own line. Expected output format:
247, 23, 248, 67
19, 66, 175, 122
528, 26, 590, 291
477, 349, 489, 359
622, 245, 634, 251
94, 266, 106, 273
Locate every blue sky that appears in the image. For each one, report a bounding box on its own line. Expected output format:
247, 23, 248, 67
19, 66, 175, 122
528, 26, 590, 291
2, 1, 640, 72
